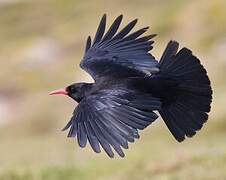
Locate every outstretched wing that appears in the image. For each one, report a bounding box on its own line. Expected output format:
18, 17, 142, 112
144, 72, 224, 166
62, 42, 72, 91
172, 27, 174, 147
63, 87, 161, 158
80, 14, 159, 81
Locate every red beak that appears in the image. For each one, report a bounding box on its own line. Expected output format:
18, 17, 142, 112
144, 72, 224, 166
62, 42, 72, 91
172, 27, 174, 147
49, 88, 68, 95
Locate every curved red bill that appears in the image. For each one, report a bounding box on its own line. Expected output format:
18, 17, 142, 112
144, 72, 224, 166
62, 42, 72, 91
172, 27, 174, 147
49, 88, 68, 95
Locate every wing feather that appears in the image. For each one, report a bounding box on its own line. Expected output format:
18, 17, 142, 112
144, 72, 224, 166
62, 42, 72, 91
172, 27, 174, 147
101, 15, 123, 42
111, 19, 138, 40
88, 112, 115, 158
122, 27, 149, 41
63, 87, 161, 157
93, 14, 106, 45
84, 120, 101, 153
81, 14, 159, 81
77, 121, 87, 147
85, 36, 92, 52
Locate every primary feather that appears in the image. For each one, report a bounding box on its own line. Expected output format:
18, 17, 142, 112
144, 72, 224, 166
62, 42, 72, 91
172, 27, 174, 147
80, 14, 159, 81
63, 87, 161, 158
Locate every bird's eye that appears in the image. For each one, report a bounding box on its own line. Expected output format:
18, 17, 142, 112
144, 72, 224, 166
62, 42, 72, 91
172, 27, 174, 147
70, 86, 77, 93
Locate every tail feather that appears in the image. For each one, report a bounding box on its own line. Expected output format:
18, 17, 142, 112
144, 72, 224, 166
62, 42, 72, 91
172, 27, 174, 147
158, 41, 212, 142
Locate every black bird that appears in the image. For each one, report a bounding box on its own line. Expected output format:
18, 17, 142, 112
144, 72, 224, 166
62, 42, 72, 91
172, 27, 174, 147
49, 14, 212, 158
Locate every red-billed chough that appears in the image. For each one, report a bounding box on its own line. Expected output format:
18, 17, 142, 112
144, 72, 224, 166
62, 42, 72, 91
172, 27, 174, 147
49, 14, 212, 158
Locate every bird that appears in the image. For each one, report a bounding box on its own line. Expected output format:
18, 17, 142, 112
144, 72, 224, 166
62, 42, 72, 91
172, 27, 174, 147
49, 14, 212, 158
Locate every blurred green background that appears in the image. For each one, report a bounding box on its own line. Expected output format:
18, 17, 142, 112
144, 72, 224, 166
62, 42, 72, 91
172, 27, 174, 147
0, 0, 226, 179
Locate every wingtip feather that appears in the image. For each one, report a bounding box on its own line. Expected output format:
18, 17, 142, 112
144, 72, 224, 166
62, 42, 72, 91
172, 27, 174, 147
93, 14, 107, 45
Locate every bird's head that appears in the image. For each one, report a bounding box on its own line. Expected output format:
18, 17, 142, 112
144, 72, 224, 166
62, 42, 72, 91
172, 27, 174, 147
49, 83, 92, 102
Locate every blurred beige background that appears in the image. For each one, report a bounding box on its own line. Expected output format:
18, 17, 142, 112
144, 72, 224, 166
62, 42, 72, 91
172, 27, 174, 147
0, 0, 226, 179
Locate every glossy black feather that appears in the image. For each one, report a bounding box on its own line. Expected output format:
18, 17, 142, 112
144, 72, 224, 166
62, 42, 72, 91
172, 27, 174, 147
158, 41, 212, 141
81, 15, 159, 81
84, 120, 101, 153
122, 27, 149, 41
93, 14, 106, 45
64, 87, 161, 157
101, 15, 123, 42
85, 36, 92, 52
112, 19, 138, 40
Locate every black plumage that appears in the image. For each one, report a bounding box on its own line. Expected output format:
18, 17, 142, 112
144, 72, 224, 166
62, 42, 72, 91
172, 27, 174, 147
50, 14, 212, 158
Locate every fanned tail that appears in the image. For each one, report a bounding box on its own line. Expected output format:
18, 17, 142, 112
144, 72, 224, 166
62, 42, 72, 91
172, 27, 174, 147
158, 41, 212, 142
